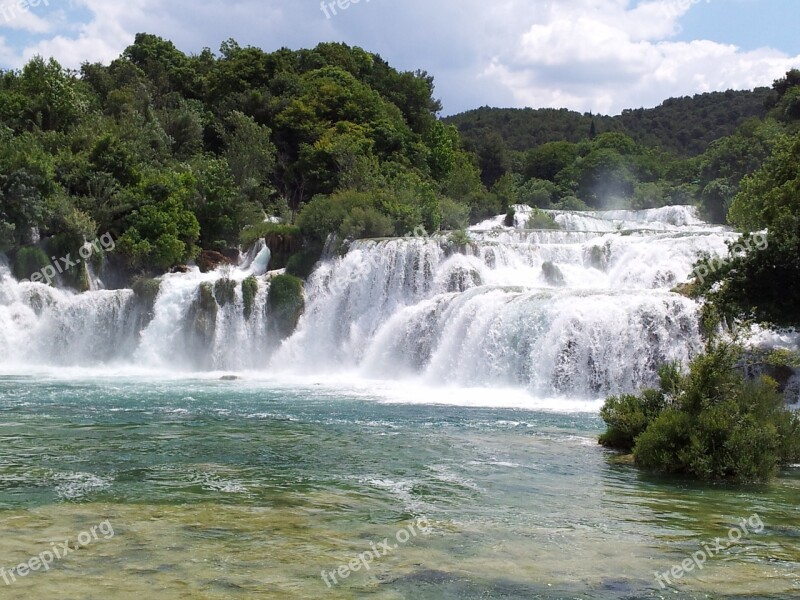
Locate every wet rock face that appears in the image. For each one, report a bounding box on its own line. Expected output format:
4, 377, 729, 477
183, 282, 218, 366
197, 251, 233, 273
739, 350, 800, 404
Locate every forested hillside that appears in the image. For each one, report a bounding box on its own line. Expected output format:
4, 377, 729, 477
445, 88, 772, 157
442, 77, 797, 224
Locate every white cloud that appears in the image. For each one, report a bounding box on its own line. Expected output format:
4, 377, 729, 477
480, 0, 800, 114
1, 0, 798, 115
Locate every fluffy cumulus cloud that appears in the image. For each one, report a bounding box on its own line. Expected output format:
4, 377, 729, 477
483, 0, 800, 114
0, 0, 798, 115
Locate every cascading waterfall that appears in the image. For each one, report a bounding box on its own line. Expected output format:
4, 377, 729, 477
274, 205, 737, 396
0, 206, 744, 398
133, 265, 272, 371
0, 260, 141, 366
0, 248, 275, 370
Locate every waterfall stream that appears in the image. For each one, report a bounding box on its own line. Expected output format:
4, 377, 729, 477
0, 205, 740, 399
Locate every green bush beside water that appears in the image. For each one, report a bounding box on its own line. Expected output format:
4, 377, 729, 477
600, 345, 800, 482
527, 209, 560, 230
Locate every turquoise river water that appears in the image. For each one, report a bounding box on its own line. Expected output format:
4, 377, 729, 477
0, 374, 798, 599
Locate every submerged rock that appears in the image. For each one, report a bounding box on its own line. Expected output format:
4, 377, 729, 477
542, 261, 565, 286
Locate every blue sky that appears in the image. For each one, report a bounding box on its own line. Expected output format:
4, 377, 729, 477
0, 0, 798, 116
674, 0, 800, 55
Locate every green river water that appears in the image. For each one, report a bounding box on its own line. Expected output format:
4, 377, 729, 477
0, 374, 798, 599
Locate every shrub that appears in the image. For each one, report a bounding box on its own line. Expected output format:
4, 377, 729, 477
448, 229, 473, 249
268, 274, 305, 339
240, 223, 301, 249
600, 345, 800, 482
439, 197, 470, 231
526, 209, 560, 230
338, 206, 394, 240
599, 388, 669, 451
554, 196, 590, 211
504, 207, 516, 227
13, 246, 50, 282
286, 246, 323, 279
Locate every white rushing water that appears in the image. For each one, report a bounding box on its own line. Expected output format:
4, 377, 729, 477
0, 206, 739, 401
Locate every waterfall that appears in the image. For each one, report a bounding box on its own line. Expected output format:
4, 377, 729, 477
134, 266, 272, 371
0, 260, 141, 366
0, 207, 742, 398
272, 205, 737, 396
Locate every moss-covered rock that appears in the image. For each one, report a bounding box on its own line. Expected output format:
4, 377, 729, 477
184, 282, 219, 356
267, 274, 305, 339
132, 277, 162, 301
242, 276, 259, 320
131, 276, 161, 316
446, 266, 482, 293
585, 244, 610, 270
214, 278, 237, 307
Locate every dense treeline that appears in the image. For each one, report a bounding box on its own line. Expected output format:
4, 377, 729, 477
0, 34, 499, 285
0, 33, 798, 298
443, 84, 796, 222
445, 88, 772, 157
